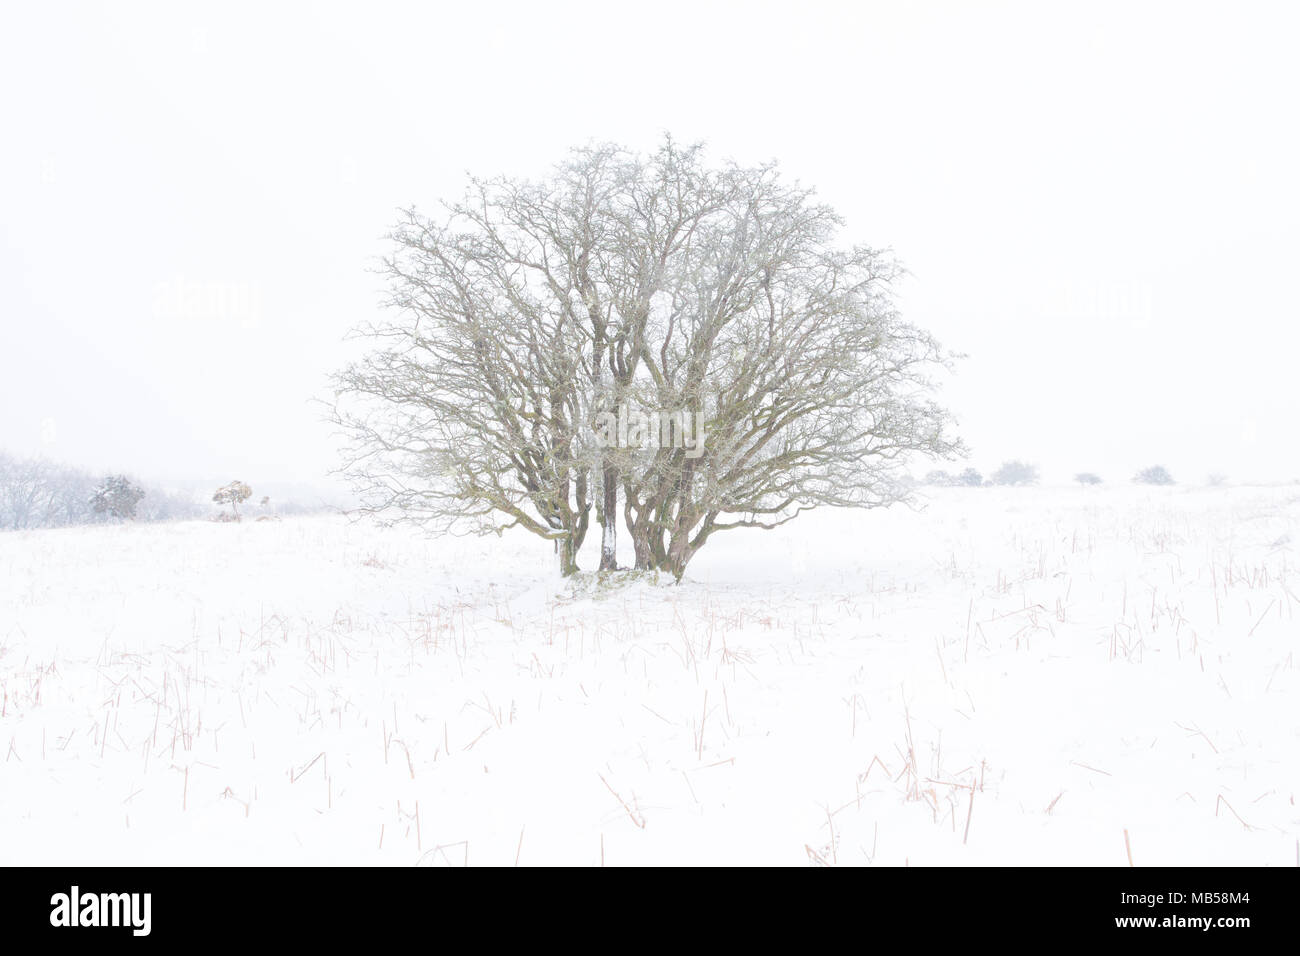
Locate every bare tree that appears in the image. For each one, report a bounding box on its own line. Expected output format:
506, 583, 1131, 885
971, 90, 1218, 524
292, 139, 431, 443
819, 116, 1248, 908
331, 138, 961, 578
0, 452, 100, 529
0, 453, 57, 529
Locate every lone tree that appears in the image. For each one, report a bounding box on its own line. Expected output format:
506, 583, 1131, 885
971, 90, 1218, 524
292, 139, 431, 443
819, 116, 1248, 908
331, 138, 961, 578
90, 475, 146, 521
213, 480, 253, 520
1134, 465, 1174, 486
1074, 472, 1102, 486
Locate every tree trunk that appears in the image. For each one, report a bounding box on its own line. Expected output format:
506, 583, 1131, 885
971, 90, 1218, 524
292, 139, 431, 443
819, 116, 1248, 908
556, 536, 579, 577
662, 495, 704, 581
598, 463, 618, 571
665, 531, 693, 582
626, 507, 654, 569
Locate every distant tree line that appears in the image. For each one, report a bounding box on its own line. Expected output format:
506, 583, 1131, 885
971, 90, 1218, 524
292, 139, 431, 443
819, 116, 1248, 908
922, 460, 1040, 487
0, 451, 207, 531
921, 462, 1186, 487
0, 452, 342, 532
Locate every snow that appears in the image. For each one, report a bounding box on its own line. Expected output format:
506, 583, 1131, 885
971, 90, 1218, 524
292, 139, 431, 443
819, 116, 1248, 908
1, 484, 1297, 866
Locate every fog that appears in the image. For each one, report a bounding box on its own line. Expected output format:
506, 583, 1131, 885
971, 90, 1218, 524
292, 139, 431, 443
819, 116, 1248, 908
2, 0, 1297, 488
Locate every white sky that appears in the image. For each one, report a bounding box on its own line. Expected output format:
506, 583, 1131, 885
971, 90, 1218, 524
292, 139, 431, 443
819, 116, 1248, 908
2, 0, 1297, 487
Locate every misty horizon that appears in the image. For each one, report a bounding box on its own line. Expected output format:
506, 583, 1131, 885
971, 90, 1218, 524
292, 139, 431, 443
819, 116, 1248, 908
3, 1, 1297, 488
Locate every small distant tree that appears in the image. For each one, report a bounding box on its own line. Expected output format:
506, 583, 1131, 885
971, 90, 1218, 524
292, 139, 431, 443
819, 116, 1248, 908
1133, 465, 1174, 486
213, 480, 253, 520
955, 467, 984, 487
1207, 473, 1227, 487
924, 470, 954, 486
1074, 472, 1102, 486
991, 460, 1039, 486
90, 475, 146, 521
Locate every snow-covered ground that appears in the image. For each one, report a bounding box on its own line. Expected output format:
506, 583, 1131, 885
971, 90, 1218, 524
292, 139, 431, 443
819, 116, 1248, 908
1, 485, 1297, 866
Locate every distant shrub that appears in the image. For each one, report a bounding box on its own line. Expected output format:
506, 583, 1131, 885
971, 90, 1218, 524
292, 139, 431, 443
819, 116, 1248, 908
1207, 473, 1227, 487
991, 460, 1039, 486
1133, 465, 1175, 486
90, 475, 146, 521
1074, 472, 1102, 486
924, 470, 954, 486
955, 468, 984, 487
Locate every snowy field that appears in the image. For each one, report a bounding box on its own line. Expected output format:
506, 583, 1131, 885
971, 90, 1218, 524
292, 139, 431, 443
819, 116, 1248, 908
1, 485, 1297, 866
